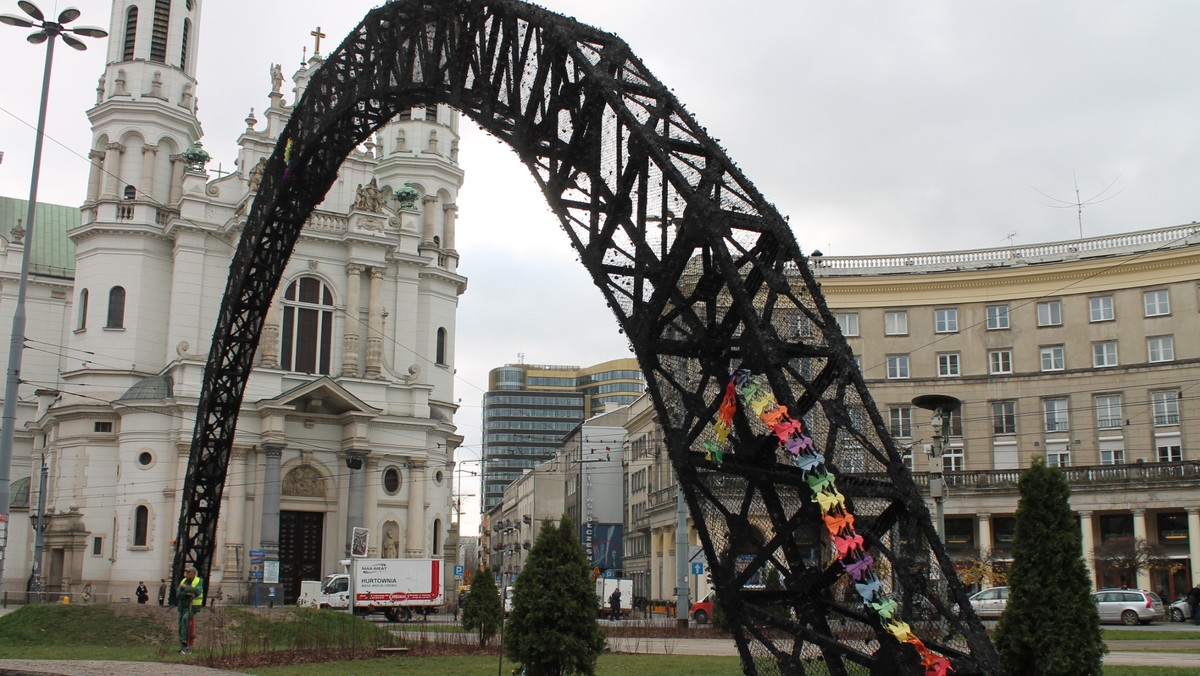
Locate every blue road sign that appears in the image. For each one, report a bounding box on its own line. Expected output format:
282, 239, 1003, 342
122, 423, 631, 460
691, 562, 704, 575
604, 569, 615, 579
454, 565, 465, 576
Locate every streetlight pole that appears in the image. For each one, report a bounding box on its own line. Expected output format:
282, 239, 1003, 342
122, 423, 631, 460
912, 394, 961, 539
0, 1, 107, 590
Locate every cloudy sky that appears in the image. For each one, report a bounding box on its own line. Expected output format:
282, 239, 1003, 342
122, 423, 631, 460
3, 1, 1200, 530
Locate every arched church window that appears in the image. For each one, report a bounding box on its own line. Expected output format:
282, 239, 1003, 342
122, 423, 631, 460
150, 0, 170, 63
107, 286, 126, 328
123, 185, 136, 200
281, 276, 334, 374
432, 518, 441, 553
435, 327, 447, 365
122, 6, 137, 61
77, 289, 88, 330
133, 505, 149, 546
180, 18, 190, 70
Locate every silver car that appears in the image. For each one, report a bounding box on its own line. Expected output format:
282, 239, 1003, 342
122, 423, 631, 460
968, 586, 1009, 619
1093, 589, 1164, 625
1169, 597, 1191, 622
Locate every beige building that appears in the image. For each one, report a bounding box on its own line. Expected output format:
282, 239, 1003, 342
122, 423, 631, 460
812, 222, 1200, 600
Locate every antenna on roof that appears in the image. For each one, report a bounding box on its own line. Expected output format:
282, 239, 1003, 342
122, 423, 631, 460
1032, 171, 1123, 239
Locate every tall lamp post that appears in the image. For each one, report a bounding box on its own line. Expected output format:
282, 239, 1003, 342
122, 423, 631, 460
0, 1, 107, 589
911, 394, 962, 539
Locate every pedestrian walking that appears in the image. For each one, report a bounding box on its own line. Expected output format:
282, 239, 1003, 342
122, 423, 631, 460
157, 579, 167, 606
81, 581, 93, 604
136, 581, 149, 604
1187, 584, 1200, 625
609, 588, 623, 620
177, 566, 205, 654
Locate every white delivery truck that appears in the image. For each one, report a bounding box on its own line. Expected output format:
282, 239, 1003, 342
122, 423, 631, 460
310, 558, 444, 622
596, 577, 634, 619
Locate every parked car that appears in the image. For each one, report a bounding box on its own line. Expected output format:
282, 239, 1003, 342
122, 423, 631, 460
1169, 597, 1191, 622
968, 586, 1009, 619
1094, 588, 1164, 625
690, 591, 715, 624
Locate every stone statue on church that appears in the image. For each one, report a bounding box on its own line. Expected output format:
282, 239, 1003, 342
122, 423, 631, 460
354, 178, 385, 213
248, 158, 266, 191
270, 64, 284, 95
382, 528, 399, 558
179, 83, 194, 108
95, 75, 105, 104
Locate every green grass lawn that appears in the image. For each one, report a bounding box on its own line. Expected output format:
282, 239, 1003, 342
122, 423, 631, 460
1102, 629, 1200, 641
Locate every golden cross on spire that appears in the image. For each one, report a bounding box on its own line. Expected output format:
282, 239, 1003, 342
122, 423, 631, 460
310, 26, 327, 55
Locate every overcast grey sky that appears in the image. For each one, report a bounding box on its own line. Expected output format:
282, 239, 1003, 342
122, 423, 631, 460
3, 1, 1200, 530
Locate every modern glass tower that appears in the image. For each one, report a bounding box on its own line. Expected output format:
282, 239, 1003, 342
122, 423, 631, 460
481, 358, 643, 511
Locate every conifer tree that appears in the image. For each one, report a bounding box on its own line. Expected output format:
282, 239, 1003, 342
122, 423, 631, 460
505, 514, 606, 675
994, 458, 1105, 674
461, 566, 502, 646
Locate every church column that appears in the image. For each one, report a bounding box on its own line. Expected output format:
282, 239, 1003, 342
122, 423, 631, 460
1188, 508, 1200, 586
345, 450, 370, 555
259, 443, 286, 562
341, 264, 363, 377
139, 144, 158, 200
421, 195, 437, 245
168, 153, 185, 204
1132, 509, 1151, 590
1079, 511, 1096, 590
363, 459, 379, 556
85, 149, 104, 203
364, 266, 385, 378
101, 142, 125, 198
442, 204, 458, 251
405, 462, 427, 557
223, 447, 247, 576
260, 287, 283, 369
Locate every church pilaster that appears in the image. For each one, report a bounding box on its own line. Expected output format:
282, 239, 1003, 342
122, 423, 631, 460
259, 443, 286, 561
139, 144, 159, 201
342, 264, 364, 377
101, 142, 125, 198
86, 149, 104, 203
421, 194, 438, 245
344, 450, 370, 555
168, 154, 185, 205
405, 462, 427, 557
442, 203, 458, 251
364, 266, 385, 378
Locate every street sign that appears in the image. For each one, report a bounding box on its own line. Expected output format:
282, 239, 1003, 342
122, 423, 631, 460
604, 569, 615, 579
691, 562, 704, 575
250, 570, 263, 578
454, 565, 465, 576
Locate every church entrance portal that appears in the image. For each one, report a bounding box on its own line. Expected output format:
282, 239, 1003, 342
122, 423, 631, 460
279, 510, 324, 603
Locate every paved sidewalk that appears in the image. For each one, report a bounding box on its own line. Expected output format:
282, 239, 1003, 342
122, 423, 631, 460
0, 661, 249, 675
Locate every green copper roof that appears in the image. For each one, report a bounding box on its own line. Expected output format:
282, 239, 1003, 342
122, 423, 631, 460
0, 195, 78, 278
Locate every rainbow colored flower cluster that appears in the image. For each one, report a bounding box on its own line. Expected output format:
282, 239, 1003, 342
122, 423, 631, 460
706, 370, 953, 676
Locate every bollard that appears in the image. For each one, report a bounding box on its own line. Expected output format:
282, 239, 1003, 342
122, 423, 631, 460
62, 596, 69, 604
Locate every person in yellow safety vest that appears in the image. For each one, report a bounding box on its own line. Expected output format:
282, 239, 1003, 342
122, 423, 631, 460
176, 566, 204, 654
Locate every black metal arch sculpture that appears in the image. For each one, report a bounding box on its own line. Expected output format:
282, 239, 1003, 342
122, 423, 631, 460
172, 1, 1002, 673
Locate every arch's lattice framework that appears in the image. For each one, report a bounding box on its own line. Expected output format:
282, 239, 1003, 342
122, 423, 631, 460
172, 2, 1002, 673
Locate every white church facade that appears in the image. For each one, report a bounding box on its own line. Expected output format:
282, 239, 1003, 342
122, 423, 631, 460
1, 0, 467, 603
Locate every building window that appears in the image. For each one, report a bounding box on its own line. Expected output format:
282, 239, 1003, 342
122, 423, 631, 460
1043, 398, 1069, 432
150, 0, 170, 63
991, 401, 1017, 435
943, 445, 964, 472
1089, 295, 1115, 322
937, 353, 960, 377
1046, 446, 1071, 468
1158, 513, 1188, 541
383, 467, 402, 494
1092, 341, 1118, 368
1095, 395, 1123, 429
281, 276, 335, 375
1147, 335, 1174, 363
77, 289, 89, 330
1144, 289, 1170, 317
1100, 448, 1125, 465
94, 421, 113, 433
889, 406, 913, 438
1037, 300, 1062, 327
122, 6, 137, 61
106, 286, 126, 328
886, 354, 910, 379
835, 312, 859, 337
988, 349, 1013, 375
1152, 390, 1180, 426
934, 308, 958, 333
92, 536, 104, 556
180, 18, 191, 70
884, 310, 908, 336
436, 327, 448, 365
1039, 345, 1064, 372
133, 505, 149, 546
1157, 445, 1183, 463
986, 305, 1010, 330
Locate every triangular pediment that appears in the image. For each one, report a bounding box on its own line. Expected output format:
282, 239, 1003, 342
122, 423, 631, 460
256, 377, 380, 417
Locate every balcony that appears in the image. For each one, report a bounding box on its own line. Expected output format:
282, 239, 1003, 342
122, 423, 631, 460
897, 459, 1200, 493
1154, 414, 1181, 426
